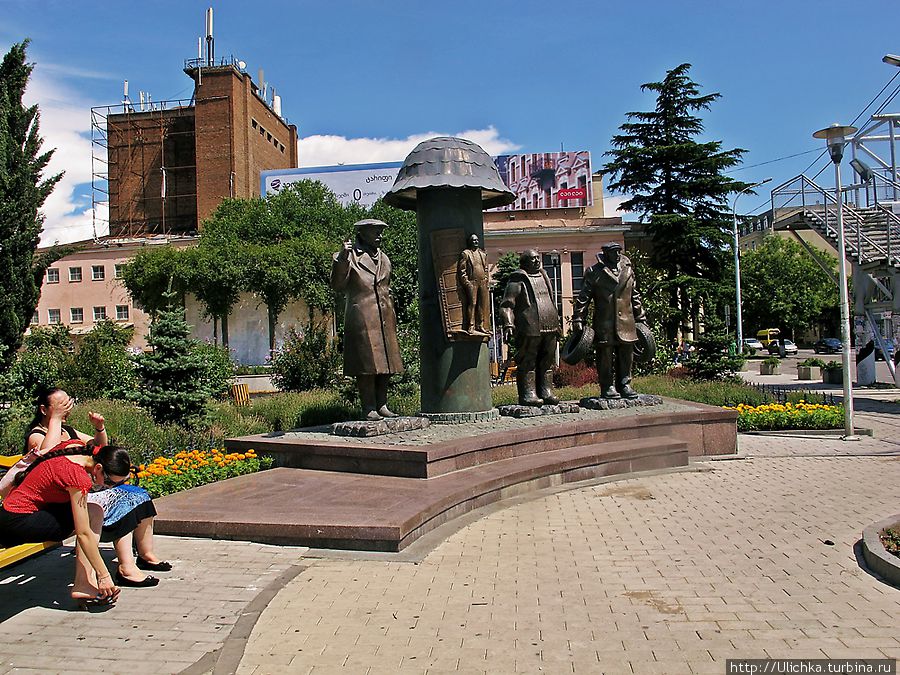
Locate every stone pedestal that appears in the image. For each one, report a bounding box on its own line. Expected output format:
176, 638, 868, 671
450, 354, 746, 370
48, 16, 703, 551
332, 416, 431, 438
498, 402, 581, 418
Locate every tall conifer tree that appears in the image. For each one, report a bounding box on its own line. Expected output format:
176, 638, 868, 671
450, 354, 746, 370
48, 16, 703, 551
0, 40, 62, 370
603, 63, 747, 339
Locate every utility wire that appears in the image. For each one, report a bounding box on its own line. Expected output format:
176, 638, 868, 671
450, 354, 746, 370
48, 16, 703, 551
725, 148, 820, 174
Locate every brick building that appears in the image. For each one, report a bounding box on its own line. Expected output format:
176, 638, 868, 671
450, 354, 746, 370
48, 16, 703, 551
100, 59, 298, 237
33, 59, 303, 351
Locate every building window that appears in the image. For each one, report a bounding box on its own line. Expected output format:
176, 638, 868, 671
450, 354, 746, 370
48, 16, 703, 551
31, 311, 39, 325
47, 268, 60, 284
571, 252, 584, 293
70, 307, 84, 324
93, 306, 107, 321
92, 265, 105, 281
542, 253, 563, 317
116, 305, 130, 321
251, 118, 258, 129
69, 266, 82, 282
48, 308, 61, 324
114, 264, 125, 279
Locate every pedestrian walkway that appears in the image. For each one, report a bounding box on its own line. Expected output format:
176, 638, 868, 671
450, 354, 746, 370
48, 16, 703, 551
1, 401, 898, 674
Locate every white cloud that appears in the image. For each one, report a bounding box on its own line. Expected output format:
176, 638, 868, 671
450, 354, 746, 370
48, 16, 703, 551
298, 126, 520, 167
24, 64, 107, 247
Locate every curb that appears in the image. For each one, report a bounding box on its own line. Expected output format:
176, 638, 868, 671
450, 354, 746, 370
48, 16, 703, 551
861, 513, 900, 588
743, 427, 875, 438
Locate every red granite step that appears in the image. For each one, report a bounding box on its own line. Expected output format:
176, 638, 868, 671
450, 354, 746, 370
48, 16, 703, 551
155, 435, 687, 551
225, 402, 734, 478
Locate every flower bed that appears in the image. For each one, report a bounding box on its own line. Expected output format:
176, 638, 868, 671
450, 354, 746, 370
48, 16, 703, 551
136, 448, 273, 498
882, 528, 900, 559
723, 401, 844, 432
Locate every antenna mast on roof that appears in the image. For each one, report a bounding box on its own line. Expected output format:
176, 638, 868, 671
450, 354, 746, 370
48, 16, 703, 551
122, 79, 130, 112
205, 7, 215, 66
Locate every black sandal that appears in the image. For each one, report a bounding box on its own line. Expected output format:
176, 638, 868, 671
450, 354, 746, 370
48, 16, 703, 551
115, 572, 160, 588
136, 556, 172, 572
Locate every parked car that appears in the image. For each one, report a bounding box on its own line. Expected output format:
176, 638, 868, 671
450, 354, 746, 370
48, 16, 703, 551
813, 337, 842, 354
742, 337, 764, 353
875, 340, 895, 361
767, 339, 798, 356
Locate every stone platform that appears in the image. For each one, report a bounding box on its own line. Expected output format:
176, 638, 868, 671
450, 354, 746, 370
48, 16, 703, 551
153, 399, 736, 551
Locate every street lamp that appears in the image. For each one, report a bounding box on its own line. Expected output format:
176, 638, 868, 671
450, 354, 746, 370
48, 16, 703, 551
731, 177, 772, 354
813, 123, 859, 440
882, 54, 900, 67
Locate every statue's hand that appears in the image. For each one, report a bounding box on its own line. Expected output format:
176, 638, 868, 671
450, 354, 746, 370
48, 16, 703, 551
502, 326, 514, 343
572, 319, 584, 333
337, 239, 353, 261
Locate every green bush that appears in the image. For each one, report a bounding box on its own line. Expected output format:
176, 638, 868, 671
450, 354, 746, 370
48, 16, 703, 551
762, 355, 781, 366
798, 357, 826, 368
270, 323, 340, 392
683, 326, 745, 381
632, 374, 768, 407
823, 360, 841, 372
195, 342, 235, 400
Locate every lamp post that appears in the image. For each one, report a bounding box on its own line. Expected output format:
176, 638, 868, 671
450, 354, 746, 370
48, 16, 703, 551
813, 123, 859, 440
731, 177, 772, 354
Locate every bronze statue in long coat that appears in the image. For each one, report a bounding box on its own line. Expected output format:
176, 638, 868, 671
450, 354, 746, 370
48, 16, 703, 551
331, 219, 404, 420
572, 242, 646, 399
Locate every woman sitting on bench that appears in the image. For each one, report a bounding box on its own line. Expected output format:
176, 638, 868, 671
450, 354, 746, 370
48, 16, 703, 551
0, 443, 133, 608
0, 388, 171, 587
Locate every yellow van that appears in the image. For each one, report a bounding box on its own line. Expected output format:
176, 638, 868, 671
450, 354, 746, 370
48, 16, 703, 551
756, 328, 781, 347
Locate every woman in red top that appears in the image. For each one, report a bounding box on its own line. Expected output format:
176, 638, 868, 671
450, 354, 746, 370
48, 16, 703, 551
0, 444, 132, 608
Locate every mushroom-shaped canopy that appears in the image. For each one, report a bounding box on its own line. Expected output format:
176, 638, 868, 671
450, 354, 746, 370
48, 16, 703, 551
384, 136, 516, 211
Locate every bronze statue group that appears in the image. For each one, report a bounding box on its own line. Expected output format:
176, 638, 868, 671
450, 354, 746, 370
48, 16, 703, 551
331, 219, 649, 420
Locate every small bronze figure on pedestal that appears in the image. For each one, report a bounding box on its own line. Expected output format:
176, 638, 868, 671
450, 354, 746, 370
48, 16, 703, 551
572, 242, 646, 399
457, 234, 490, 336
330, 219, 404, 421
499, 250, 561, 406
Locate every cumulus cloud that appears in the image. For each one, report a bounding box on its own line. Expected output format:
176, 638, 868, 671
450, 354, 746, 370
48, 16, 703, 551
24, 63, 108, 248
298, 126, 520, 167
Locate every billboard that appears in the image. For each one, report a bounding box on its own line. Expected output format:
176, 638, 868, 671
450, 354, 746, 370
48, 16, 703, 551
491, 151, 593, 211
261, 162, 402, 208
261, 150, 592, 212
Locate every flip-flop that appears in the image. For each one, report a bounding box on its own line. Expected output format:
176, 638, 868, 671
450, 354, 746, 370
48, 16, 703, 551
75, 594, 116, 611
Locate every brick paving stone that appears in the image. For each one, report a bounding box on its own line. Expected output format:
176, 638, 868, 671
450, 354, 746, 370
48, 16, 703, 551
236, 445, 900, 674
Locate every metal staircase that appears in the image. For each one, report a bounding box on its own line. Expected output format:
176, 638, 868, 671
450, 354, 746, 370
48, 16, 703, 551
768, 173, 899, 384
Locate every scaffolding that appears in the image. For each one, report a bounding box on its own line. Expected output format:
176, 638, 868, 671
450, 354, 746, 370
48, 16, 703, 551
91, 98, 198, 240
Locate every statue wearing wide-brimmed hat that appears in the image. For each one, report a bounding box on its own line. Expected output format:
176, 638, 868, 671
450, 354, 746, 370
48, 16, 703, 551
330, 218, 404, 421
571, 242, 649, 399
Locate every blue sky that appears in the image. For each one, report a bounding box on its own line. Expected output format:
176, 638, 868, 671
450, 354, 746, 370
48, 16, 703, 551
2, 0, 898, 245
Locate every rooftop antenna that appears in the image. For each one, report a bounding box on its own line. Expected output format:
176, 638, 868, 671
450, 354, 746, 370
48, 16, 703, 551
257, 68, 265, 96
139, 91, 145, 112
205, 7, 214, 66
122, 79, 130, 111
271, 86, 276, 107
273, 93, 282, 117
197, 36, 203, 85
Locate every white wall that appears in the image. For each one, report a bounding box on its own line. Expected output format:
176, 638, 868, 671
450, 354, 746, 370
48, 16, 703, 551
185, 292, 313, 365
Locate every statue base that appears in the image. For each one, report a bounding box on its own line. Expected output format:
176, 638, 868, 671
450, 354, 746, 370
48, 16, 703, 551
419, 408, 500, 424
579, 394, 663, 410
498, 402, 581, 418
332, 416, 431, 438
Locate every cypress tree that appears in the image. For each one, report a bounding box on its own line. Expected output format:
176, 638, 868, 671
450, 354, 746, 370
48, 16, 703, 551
603, 63, 748, 340
0, 40, 62, 371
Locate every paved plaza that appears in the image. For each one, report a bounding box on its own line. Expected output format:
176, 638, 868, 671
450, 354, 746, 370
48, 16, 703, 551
1, 380, 898, 674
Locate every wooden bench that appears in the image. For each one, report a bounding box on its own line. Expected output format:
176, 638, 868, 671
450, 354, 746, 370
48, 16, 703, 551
0, 454, 60, 569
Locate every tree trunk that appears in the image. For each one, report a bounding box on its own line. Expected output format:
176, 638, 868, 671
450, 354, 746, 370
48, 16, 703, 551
221, 312, 230, 347
268, 308, 277, 354
212, 316, 219, 345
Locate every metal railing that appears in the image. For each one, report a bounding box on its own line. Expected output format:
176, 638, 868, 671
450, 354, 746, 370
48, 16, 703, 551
771, 174, 898, 267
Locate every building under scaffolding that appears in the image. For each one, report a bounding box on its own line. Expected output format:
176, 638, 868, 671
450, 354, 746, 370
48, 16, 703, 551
92, 58, 298, 239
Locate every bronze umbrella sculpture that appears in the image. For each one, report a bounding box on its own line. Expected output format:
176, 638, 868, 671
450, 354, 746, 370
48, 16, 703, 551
385, 137, 515, 422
